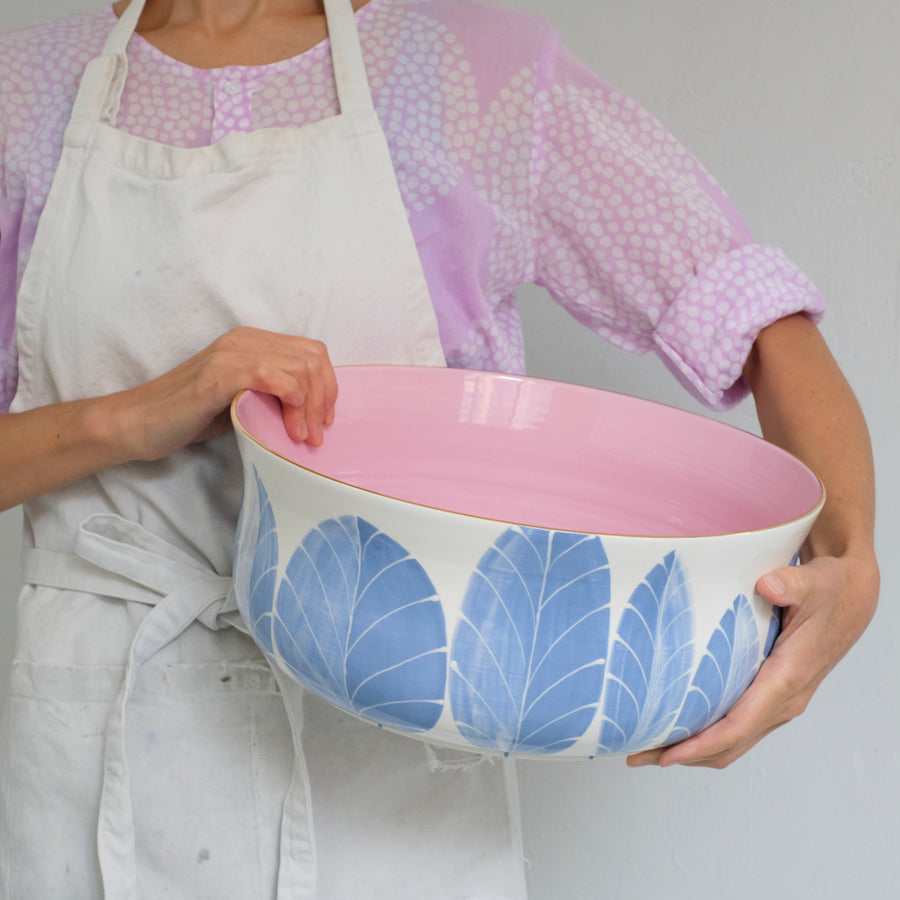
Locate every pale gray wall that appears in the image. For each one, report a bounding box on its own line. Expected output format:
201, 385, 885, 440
1, 1, 897, 897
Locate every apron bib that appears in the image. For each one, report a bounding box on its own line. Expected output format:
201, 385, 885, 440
3, 0, 526, 896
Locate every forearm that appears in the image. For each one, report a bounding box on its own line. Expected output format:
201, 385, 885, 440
0, 327, 338, 513
629, 314, 878, 768
0, 394, 132, 511
743, 313, 876, 565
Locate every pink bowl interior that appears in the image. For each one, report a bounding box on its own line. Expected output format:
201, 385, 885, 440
234, 366, 823, 537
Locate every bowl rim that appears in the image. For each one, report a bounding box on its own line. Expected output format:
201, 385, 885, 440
230, 366, 826, 540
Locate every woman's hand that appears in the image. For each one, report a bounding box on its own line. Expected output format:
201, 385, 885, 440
117, 326, 337, 460
626, 551, 878, 768
627, 314, 879, 769
0, 326, 338, 511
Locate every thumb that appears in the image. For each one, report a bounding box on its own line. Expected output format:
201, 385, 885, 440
755, 563, 811, 608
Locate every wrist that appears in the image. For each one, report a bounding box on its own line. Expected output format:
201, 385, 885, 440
81, 391, 139, 469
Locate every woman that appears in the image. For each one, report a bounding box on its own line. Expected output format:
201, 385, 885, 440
0, 0, 878, 896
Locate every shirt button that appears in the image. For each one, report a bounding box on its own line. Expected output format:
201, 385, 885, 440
223, 79, 242, 96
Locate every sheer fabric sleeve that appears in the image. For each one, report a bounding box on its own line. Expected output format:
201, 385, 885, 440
529, 31, 824, 410
0, 87, 18, 413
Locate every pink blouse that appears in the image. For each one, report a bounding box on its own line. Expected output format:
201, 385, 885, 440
0, 0, 823, 413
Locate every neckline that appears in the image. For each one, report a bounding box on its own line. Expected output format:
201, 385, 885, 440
103, 0, 384, 75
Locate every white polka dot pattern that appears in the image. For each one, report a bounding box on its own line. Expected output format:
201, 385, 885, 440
0, 0, 823, 413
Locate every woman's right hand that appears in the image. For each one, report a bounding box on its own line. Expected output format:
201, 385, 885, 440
0, 326, 338, 512
118, 326, 337, 461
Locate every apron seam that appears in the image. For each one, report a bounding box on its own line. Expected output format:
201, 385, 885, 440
77, 110, 385, 180
10, 146, 90, 412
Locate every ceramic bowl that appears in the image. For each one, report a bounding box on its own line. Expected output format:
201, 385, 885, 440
231, 366, 823, 758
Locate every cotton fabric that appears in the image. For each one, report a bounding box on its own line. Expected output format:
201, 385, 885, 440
1, 0, 526, 896
0, 0, 824, 417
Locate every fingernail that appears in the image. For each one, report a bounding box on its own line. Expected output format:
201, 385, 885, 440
762, 573, 786, 597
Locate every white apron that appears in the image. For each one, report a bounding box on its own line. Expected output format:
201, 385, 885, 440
2, 0, 526, 897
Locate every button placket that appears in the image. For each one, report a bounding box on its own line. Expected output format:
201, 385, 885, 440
212, 71, 255, 142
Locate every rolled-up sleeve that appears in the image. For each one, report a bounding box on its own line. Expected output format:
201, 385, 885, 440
530, 31, 824, 409
0, 114, 17, 414
654, 244, 824, 408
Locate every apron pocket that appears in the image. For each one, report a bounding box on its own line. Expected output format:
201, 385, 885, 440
3, 659, 295, 900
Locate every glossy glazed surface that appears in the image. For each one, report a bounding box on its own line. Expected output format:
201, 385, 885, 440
234, 366, 822, 537
231, 367, 823, 757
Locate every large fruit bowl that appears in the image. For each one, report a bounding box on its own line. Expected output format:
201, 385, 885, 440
231, 366, 823, 758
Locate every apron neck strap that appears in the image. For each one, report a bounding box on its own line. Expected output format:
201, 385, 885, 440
67, 0, 144, 127
71, 0, 373, 127
323, 0, 376, 116
103, 0, 146, 56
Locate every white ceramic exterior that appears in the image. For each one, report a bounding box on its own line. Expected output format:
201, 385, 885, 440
231, 370, 822, 759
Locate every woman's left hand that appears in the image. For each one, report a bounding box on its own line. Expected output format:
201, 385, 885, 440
627, 313, 879, 769
626, 550, 878, 768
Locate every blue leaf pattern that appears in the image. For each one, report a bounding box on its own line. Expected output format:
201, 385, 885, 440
232, 467, 259, 600
248, 507, 447, 733
246, 472, 279, 657
764, 606, 781, 656
449, 528, 610, 755
233, 467, 259, 628
718, 594, 762, 713
598, 552, 694, 754
669, 594, 762, 741
239, 469, 782, 755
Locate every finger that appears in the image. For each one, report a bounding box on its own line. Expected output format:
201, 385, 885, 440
674, 725, 785, 769
627, 717, 760, 770
304, 347, 338, 446
624, 684, 772, 768
649, 717, 766, 769
755, 562, 814, 609
275, 358, 336, 446
242, 357, 316, 443
281, 400, 309, 443
243, 360, 307, 408
660, 717, 789, 770
300, 365, 328, 447
626, 747, 665, 767
628, 650, 799, 769
322, 361, 338, 426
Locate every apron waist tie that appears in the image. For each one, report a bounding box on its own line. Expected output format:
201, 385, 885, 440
23, 512, 240, 629
21, 513, 316, 900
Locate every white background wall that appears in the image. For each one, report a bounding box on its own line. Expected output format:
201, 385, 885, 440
2, 1, 898, 897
